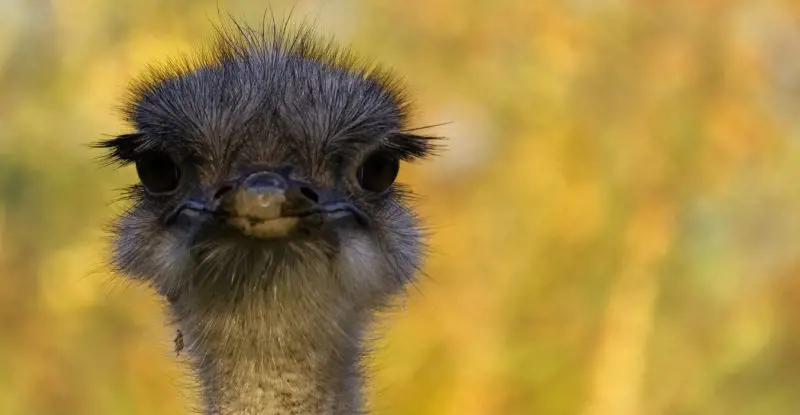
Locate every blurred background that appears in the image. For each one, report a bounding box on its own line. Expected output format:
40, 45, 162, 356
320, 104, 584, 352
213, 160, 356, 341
2, 0, 800, 414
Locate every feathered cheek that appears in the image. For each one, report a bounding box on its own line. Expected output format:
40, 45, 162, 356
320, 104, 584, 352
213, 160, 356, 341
114, 223, 193, 289
149, 233, 193, 280
335, 232, 391, 294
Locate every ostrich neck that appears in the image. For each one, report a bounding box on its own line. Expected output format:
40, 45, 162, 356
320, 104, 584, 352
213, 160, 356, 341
170, 280, 368, 415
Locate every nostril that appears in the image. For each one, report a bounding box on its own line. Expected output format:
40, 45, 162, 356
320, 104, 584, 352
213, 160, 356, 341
213, 185, 234, 201
243, 172, 287, 190
299, 186, 319, 203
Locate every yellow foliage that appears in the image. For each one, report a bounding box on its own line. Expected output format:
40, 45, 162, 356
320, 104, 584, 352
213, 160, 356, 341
2, 1, 800, 414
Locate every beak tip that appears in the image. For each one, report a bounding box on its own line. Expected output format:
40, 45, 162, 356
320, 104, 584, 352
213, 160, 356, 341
230, 186, 287, 220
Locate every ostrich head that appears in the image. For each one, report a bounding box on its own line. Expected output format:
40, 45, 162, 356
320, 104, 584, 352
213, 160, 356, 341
99, 23, 435, 414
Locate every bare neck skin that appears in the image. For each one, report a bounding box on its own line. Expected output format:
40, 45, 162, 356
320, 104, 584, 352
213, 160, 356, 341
171, 273, 369, 415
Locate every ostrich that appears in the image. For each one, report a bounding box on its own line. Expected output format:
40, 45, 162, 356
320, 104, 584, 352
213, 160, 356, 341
99, 21, 435, 415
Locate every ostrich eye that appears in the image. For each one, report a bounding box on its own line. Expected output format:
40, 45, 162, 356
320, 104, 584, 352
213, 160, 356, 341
356, 151, 399, 193
135, 151, 181, 194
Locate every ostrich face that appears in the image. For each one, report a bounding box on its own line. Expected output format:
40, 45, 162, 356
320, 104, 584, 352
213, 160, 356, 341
101, 29, 433, 308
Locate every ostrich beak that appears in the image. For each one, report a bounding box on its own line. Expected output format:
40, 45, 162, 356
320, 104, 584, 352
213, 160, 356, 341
163, 170, 369, 238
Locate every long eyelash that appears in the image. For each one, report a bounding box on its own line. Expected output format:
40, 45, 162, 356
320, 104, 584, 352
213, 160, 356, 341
92, 133, 145, 167
384, 132, 443, 161
400, 122, 452, 133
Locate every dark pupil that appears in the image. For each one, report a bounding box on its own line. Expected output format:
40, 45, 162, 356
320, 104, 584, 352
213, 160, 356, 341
135, 151, 181, 194
357, 152, 399, 193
